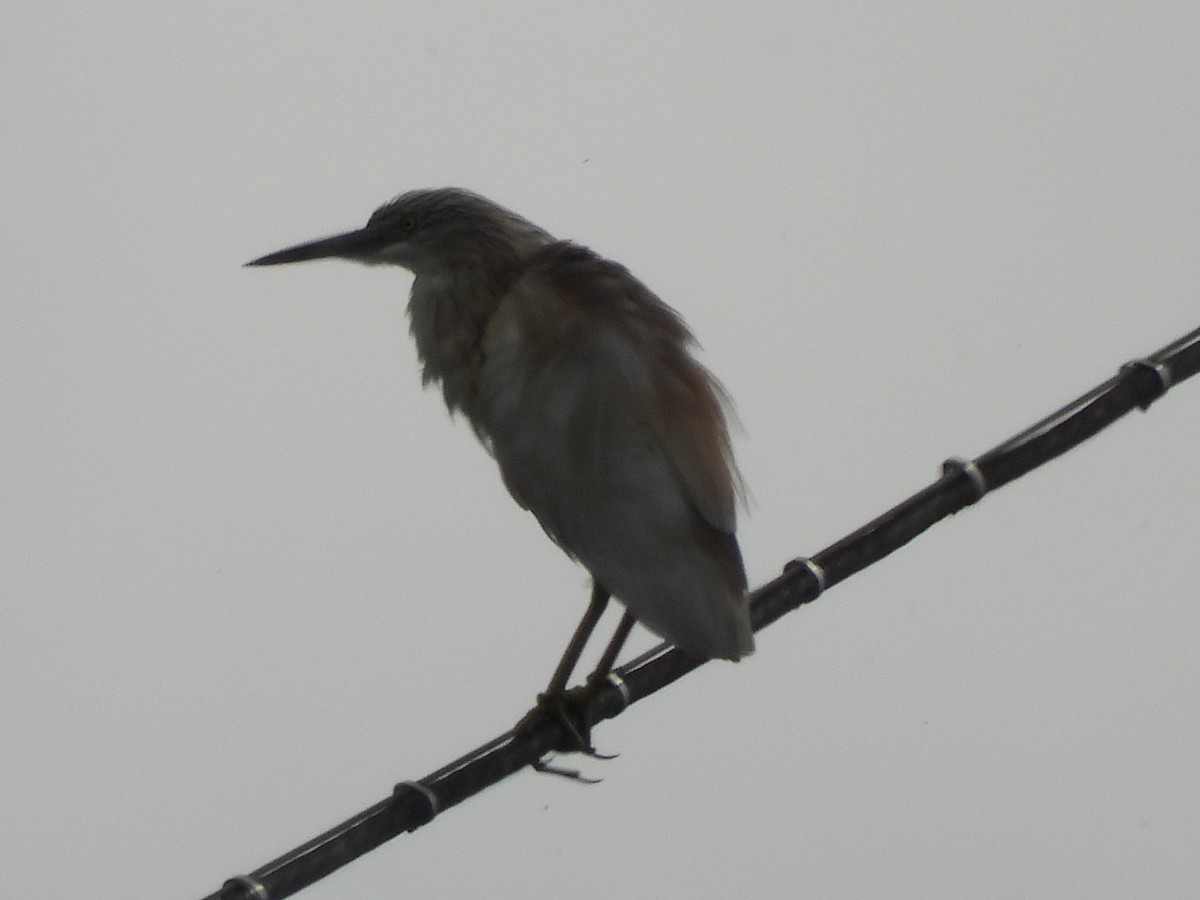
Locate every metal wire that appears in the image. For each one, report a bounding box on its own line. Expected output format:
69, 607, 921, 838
202, 322, 1200, 900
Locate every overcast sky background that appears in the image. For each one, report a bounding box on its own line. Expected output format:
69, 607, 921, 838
4, 4, 1199, 898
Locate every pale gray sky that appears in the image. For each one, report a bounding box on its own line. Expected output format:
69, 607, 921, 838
3, 4, 1198, 898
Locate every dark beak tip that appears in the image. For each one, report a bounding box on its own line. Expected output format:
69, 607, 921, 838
243, 226, 385, 270
244, 249, 297, 267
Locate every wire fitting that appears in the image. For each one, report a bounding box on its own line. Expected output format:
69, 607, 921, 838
222, 875, 269, 900
1121, 358, 1172, 409
942, 457, 988, 502
784, 556, 827, 596
394, 780, 440, 829
605, 672, 631, 712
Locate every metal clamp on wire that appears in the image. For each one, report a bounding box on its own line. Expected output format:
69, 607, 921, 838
784, 556, 827, 597
942, 457, 988, 503
605, 672, 631, 713
394, 780, 440, 830
222, 875, 269, 900
1121, 358, 1172, 410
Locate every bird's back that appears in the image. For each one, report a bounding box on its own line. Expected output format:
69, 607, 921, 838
475, 243, 753, 659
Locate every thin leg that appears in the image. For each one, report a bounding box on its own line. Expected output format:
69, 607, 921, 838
543, 582, 609, 700
518, 582, 614, 755
520, 582, 633, 759
586, 611, 636, 687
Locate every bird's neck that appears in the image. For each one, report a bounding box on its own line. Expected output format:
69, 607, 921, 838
406, 262, 514, 416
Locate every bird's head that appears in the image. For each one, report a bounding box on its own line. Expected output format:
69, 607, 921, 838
246, 187, 553, 275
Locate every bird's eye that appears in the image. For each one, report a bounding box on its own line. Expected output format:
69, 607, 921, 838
400, 217, 417, 231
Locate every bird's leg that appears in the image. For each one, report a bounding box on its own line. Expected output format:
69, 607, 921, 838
550, 610, 635, 748
543, 582, 609, 700
583, 611, 635, 691
518, 583, 609, 753
531, 613, 637, 773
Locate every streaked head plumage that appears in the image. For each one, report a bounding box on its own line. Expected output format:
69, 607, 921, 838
246, 187, 552, 271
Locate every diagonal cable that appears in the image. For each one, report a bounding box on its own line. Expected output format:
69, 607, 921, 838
203, 322, 1200, 900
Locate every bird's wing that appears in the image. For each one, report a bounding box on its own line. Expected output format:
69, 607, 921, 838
643, 342, 742, 535
480, 243, 742, 537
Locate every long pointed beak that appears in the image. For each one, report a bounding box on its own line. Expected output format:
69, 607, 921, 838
245, 225, 394, 267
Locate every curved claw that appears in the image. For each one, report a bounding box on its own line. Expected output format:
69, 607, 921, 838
515, 691, 595, 753
532, 757, 603, 784
516, 687, 625, 759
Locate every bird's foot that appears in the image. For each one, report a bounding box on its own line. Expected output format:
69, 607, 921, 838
531, 757, 603, 784
521, 689, 617, 782
516, 689, 594, 753
516, 683, 619, 760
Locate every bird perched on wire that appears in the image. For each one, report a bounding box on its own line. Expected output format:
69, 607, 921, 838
247, 188, 753, 741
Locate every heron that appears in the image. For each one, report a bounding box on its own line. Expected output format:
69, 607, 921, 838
247, 188, 753, 748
